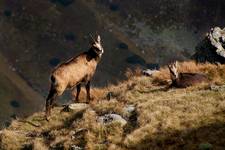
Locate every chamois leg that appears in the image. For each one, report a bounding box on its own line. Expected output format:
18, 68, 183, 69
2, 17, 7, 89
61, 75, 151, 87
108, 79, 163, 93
45, 84, 58, 120
85, 81, 91, 103
75, 84, 81, 102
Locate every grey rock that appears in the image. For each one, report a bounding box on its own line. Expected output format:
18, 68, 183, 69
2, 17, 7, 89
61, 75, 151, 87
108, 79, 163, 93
61, 103, 89, 112
71, 128, 88, 140
142, 69, 159, 76
193, 27, 225, 63
71, 145, 83, 150
209, 84, 225, 91
209, 27, 225, 57
122, 105, 138, 125
98, 114, 127, 126
122, 105, 136, 119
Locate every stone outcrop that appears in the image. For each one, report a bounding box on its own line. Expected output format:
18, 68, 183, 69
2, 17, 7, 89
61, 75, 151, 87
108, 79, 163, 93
193, 27, 225, 63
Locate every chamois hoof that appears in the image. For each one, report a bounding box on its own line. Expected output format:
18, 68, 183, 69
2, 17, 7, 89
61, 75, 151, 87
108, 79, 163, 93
45, 117, 50, 122
45, 114, 50, 121
84, 101, 89, 104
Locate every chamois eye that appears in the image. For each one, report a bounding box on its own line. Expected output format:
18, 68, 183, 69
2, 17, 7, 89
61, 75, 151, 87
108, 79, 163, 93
94, 47, 101, 51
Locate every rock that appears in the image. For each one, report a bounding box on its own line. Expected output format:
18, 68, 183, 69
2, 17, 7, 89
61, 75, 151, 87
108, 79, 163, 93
209, 27, 225, 57
68, 103, 89, 110
71, 145, 83, 150
209, 84, 225, 91
122, 105, 138, 124
122, 105, 136, 119
61, 103, 89, 112
142, 69, 159, 76
193, 27, 225, 63
71, 128, 88, 139
71, 145, 84, 150
98, 114, 127, 126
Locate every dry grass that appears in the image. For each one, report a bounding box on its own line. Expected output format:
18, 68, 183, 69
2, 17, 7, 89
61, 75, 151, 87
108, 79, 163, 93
1, 62, 225, 149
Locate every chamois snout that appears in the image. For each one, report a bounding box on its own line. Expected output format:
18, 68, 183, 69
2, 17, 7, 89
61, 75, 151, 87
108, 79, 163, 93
91, 35, 104, 56
168, 61, 208, 88
168, 61, 179, 81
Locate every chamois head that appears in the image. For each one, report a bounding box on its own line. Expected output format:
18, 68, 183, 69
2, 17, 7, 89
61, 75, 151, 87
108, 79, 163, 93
90, 35, 104, 57
168, 61, 179, 81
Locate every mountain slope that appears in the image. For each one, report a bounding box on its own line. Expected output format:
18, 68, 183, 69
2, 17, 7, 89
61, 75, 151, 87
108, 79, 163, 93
0, 0, 225, 134
1, 61, 225, 150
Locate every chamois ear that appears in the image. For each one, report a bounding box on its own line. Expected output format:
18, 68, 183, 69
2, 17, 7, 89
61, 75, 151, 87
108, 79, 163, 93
96, 35, 101, 43
89, 34, 96, 44
168, 64, 172, 72
175, 61, 178, 69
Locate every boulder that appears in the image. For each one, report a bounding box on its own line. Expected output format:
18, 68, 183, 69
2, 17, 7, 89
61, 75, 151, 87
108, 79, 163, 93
122, 105, 138, 124
193, 27, 225, 63
98, 114, 127, 126
142, 69, 159, 77
61, 103, 89, 112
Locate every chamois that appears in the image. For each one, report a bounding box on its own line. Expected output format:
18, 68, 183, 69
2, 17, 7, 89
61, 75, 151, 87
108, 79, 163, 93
45, 35, 104, 120
168, 61, 208, 88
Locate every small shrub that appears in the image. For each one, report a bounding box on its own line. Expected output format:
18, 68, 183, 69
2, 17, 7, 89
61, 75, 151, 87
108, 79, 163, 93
109, 3, 119, 11
118, 42, 128, 49
65, 32, 76, 41
10, 100, 20, 108
50, 0, 74, 7
49, 58, 60, 67
126, 55, 146, 66
3, 10, 12, 17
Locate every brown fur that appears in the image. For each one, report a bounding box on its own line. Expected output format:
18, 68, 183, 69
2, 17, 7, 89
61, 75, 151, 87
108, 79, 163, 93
45, 35, 104, 120
168, 61, 208, 88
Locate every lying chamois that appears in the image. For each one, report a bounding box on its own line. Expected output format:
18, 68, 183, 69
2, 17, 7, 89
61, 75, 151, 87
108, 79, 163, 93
45, 35, 104, 119
168, 61, 208, 88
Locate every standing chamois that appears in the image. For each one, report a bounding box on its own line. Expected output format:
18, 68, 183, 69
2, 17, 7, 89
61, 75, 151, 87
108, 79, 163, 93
45, 35, 104, 120
168, 61, 208, 88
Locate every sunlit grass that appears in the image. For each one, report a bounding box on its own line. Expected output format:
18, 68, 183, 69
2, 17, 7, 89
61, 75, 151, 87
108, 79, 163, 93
1, 62, 225, 149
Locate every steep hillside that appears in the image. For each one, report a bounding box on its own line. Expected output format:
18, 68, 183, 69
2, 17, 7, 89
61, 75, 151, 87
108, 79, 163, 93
0, 0, 225, 132
1, 62, 225, 150
0, 53, 43, 128
0, 0, 141, 125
